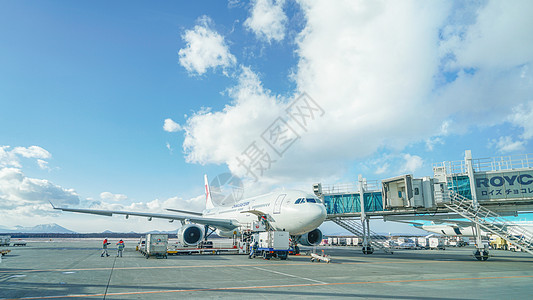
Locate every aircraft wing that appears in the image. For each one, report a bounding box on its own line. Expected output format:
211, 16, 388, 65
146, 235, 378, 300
52, 206, 239, 231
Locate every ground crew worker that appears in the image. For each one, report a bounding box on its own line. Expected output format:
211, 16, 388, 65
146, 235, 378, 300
101, 238, 110, 257
249, 240, 258, 259
116, 239, 125, 257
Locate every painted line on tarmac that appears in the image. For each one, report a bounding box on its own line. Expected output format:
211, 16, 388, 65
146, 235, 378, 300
6, 275, 533, 299
0, 260, 447, 274
252, 266, 327, 284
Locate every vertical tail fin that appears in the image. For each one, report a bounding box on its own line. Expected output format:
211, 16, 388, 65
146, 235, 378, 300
204, 174, 215, 209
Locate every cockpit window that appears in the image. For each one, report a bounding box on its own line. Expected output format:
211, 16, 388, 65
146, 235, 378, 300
295, 198, 307, 204
296, 198, 321, 204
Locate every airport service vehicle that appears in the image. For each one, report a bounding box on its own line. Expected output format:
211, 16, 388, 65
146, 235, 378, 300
249, 231, 290, 260
139, 234, 168, 259
53, 175, 327, 251
429, 237, 445, 250
417, 237, 429, 249
489, 235, 508, 250
395, 238, 417, 249
0, 236, 10, 247
310, 252, 331, 263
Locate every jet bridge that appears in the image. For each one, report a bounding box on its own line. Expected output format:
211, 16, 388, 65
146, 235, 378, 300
315, 150, 533, 259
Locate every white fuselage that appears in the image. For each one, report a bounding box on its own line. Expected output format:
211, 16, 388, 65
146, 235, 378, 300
202, 190, 327, 236
419, 222, 533, 237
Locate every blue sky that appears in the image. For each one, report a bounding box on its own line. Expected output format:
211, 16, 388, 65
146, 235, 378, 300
1, 0, 532, 233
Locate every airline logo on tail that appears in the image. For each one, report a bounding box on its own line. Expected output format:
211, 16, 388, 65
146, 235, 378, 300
204, 174, 214, 209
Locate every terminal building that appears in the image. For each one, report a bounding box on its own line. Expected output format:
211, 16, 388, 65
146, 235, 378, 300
313, 150, 533, 260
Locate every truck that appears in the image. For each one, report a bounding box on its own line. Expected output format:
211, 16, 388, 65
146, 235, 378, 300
429, 237, 445, 250
249, 231, 290, 260
0, 235, 10, 247
489, 235, 508, 250
139, 234, 168, 259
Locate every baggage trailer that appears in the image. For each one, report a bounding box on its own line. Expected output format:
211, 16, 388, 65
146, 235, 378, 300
167, 247, 241, 255
249, 231, 290, 260
139, 234, 168, 259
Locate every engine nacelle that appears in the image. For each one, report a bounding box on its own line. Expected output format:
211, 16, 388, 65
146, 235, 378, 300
177, 224, 205, 246
215, 228, 241, 238
298, 228, 323, 246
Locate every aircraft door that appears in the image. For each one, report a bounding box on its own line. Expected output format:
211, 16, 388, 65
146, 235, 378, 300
273, 194, 286, 214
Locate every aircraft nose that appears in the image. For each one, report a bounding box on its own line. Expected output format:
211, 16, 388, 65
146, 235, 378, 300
309, 204, 327, 226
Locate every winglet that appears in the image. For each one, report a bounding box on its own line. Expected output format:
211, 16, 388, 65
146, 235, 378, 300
49, 201, 57, 209
204, 174, 215, 209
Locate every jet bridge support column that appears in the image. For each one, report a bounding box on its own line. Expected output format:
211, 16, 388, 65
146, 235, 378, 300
465, 150, 489, 260
359, 175, 374, 254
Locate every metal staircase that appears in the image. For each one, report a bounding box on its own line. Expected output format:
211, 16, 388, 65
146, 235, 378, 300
331, 217, 393, 254
444, 192, 533, 255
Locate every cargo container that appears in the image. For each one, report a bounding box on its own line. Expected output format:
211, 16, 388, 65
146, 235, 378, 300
338, 238, 347, 246
417, 237, 428, 249
345, 238, 352, 246
249, 231, 290, 260
139, 234, 168, 259
429, 237, 445, 250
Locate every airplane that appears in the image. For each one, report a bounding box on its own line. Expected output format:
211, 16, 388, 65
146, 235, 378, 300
403, 220, 533, 237
51, 175, 327, 251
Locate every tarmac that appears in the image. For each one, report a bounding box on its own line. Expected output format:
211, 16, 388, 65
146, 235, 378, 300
1, 238, 533, 299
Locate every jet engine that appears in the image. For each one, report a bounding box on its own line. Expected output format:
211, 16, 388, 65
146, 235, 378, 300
298, 228, 323, 246
177, 224, 205, 246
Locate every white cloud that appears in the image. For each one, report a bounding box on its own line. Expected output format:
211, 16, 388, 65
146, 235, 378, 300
182, 66, 282, 166
425, 120, 450, 151
166, 142, 173, 153
490, 136, 525, 153
100, 192, 128, 202
12, 146, 51, 159
179, 1, 533, 189
244, 0, 287, 43
509, 101, 533, 140
363, 153, 423, 177
0, 145, 51, 169
178, 16, 237, 76
36, 159, 50, 170
0, 146, 20, 168
163, 118, 182, 132
374, 163, 389, 175
399, 154, 424, 174
0, 167, 79, 215
447, 1, 533, 70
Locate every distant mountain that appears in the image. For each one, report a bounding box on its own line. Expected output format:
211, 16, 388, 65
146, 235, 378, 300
145, 230, 178, 235
1, 223, 76, 233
